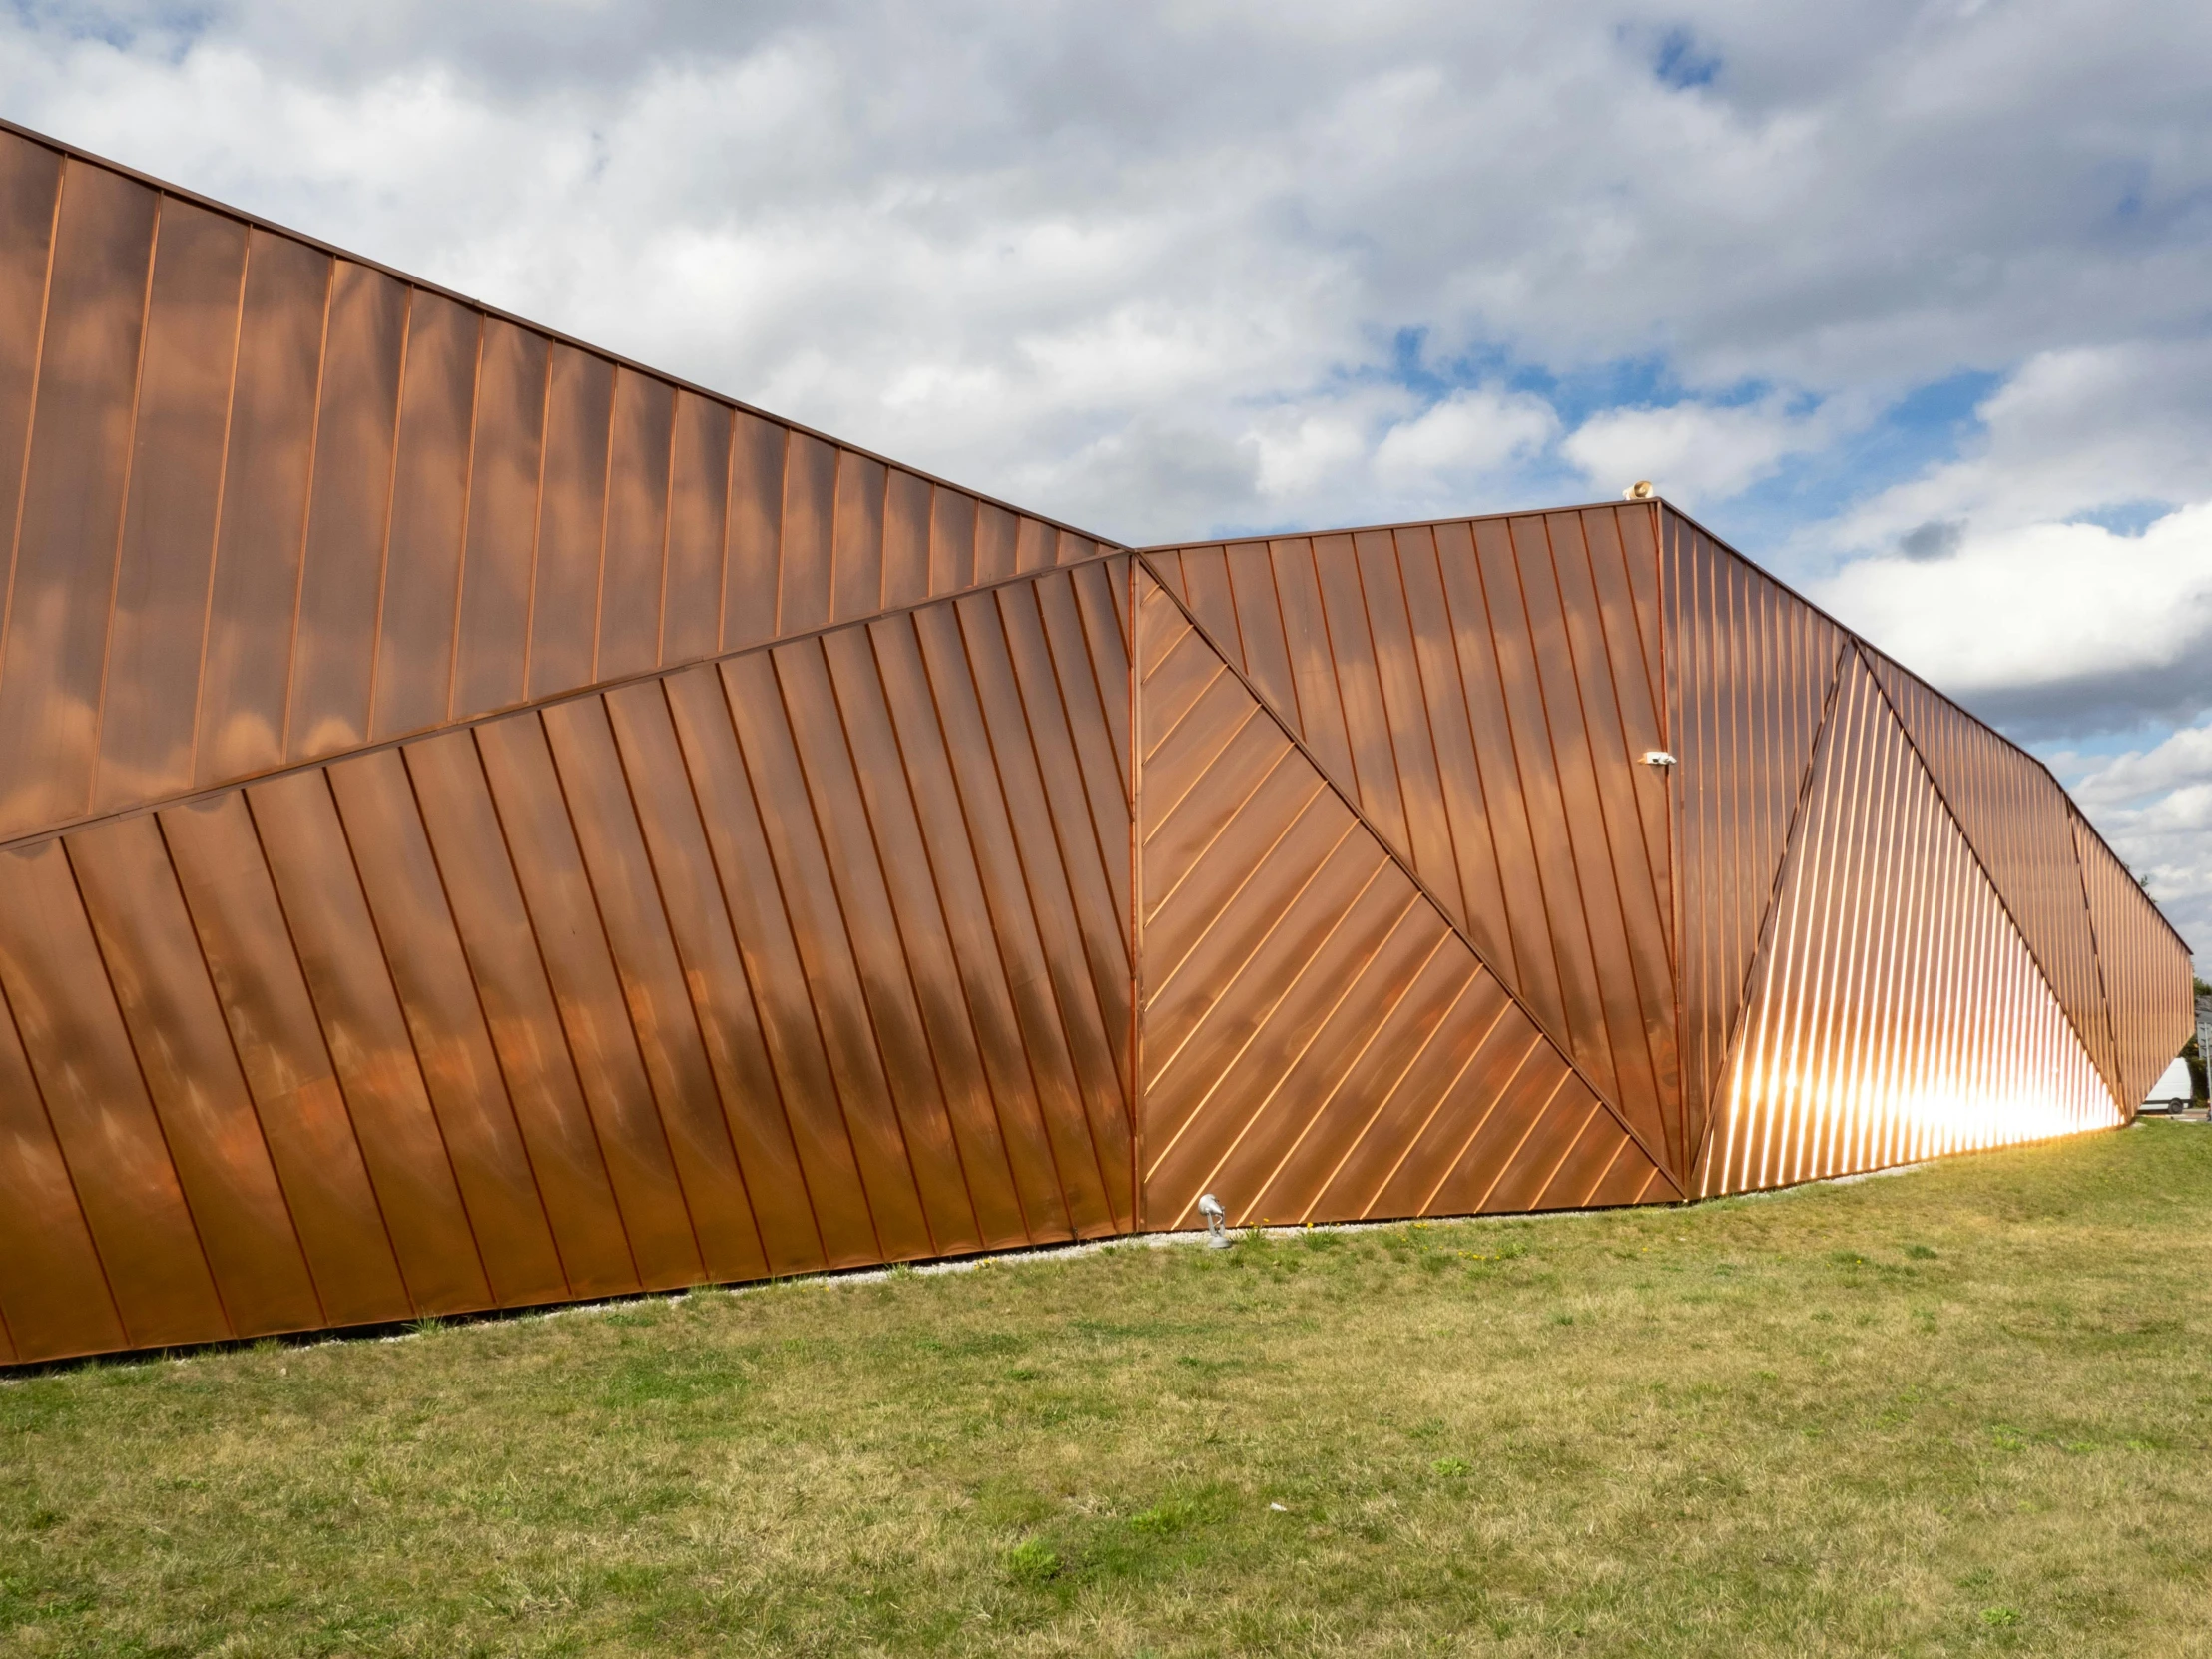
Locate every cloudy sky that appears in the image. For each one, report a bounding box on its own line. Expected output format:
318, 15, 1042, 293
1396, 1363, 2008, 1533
7, 0, 2211, 953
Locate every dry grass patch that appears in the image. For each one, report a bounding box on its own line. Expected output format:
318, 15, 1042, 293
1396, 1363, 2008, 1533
5, 1125, 2212, 1655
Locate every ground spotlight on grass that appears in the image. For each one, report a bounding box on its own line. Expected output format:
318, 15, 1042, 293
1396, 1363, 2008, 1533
5, 1124, 2211, 1655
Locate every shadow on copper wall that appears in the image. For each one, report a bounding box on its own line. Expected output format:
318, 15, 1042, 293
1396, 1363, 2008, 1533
0, 119, 2189, 1364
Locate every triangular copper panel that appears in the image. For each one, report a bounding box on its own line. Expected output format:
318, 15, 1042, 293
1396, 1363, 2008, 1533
1141, 504, 1683, 1181
1135, 569, 1673, 1228
1697, 648, 2121, 1196
2072, 818, 2193, 1110
1862, 651, 2124, 1106
1662, 508, 1847, 1173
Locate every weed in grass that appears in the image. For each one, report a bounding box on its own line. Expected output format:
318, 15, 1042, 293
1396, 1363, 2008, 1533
1004, 1539, 1060, 1585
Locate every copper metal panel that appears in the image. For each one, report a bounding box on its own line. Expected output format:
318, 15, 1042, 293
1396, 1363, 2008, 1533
1141, 505, 1682, 1185
93, 197, 246, 813
0, 159, 154, 839
540, 695, 769, 1283
862, 617, 1082, 1242
369, 289, 478, 741
64, 814, 324, 1335
473, 713, 704, 1290
0, 134, 64, 650
718, 650, 936, 1258
974, 502, 1019, 585
527, 344, 613, 700
1863, 648, 2124, 1102
0, 129, 1133, 849
449, 317, 548, 722
928, 486, 976, 595
2073, 818, 2192, 1110
0, 970, 128, 1362
776, 432, 836, 636
951, 589, 1135, 1228
660, 662, 885, 1268
1135, 569, 1669, 1229
401, 728, 641, 1297
0, 117, 2192, 1361
774, 639, 983, 1255
660, 392, 731, 666
721, 408, 785, 653
195, 230, 329, 786
881, 469, 932, 610
830, 451, 887, 622
159, 792, 418, 1326
818, 625, 1030, 1249
997, 578, 1135, 1104
287, 262, 405, 763
596, 368, 674, 682
602, 678, 829, 1275
322, 749, 570, 1305
1699, 649, 2121, 1196
0, 837, 230, 1345
1663, 508, 1845, 1175
909, 600, 1121, 1234
243, 767, 503, 1311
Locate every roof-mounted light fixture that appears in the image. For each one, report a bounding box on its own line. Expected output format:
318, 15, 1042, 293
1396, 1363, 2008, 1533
1623, 479, 1656, 500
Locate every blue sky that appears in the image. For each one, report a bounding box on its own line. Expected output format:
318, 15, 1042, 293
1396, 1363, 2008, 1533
7, 0, 2212, 947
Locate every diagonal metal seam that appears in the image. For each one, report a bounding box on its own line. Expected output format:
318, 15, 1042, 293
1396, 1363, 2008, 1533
1698, 644, 2122, 1193
0, 548, 1136, 858
1856, 644, 2131, 1113
2061, 810, 2127, 1111
1133, 550, 1688, 1199
1872, 665, 2120, 1092
1684, 635, 1849, 1194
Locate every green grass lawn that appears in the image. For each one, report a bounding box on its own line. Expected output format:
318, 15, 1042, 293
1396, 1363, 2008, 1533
6, 1124, 2212, 1657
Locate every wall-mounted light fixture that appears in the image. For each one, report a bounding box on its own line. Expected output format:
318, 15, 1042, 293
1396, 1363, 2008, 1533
1642, 750, 1678, 770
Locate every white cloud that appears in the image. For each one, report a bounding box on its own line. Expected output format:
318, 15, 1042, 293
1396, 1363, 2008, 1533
1814, 503, 2212, 699
1372, 387, 1559, 497
1563, 397, 1834, 508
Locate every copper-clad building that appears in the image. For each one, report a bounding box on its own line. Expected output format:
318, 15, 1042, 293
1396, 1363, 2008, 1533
0, 122, 2188, 1364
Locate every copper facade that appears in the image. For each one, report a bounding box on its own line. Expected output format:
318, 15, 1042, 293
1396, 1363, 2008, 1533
0, 121, 2189, 1364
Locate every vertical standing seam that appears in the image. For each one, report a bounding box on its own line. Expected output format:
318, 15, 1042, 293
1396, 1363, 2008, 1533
334, 760, 568, 1300
534, 704, 714, 1275
0, 928, 129, 1347
275, 256, 336, 760
978, 589, 1132, 1230
358, 286, 416, 749
145, 810, 330, 1326
808, 635, 983, 1251
649, 672, 830, 1270
240, 775, 477, 1310
436, 313, 487, 728
946, 600, 1119, 1226
902, 612, 1081, 1241
180, 224, 252, 795
82, 185, 164, 822
596, 690, 772, 1272
0, 151, 66, 703
711, 659, 890, 1263
857, 618, 1038, 1244
57, 834, 235, 1336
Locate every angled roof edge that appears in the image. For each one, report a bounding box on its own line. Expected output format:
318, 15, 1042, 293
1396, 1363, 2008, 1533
0, 113, 1127, 556
1655, 499, 2192, 956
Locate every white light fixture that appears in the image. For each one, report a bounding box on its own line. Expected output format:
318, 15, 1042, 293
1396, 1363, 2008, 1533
1197, 1193, 1232, 1249
1642, 750, 1678, 769
1623, 480, 1655, 500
